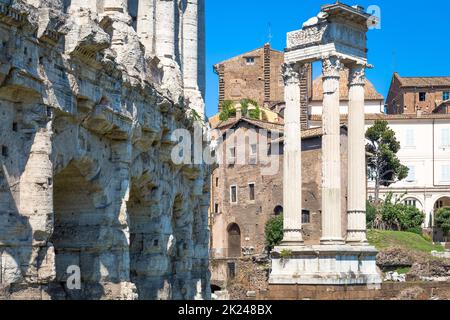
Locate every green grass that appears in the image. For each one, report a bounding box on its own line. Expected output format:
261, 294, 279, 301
367, 229, 445, 253
395, 267, 411, 274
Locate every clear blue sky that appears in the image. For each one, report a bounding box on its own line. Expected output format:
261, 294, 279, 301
204, 0, 450, 117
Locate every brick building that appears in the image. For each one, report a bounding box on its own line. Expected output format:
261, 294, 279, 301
209, 116, 348, 288
386, 73, 450, 114
213, 44, 311, 110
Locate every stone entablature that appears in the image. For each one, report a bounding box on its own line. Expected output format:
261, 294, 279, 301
0, 0, 210, 300
285, 3, 369, 67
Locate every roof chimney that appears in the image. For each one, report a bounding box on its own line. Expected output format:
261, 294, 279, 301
235, 103, 242, 120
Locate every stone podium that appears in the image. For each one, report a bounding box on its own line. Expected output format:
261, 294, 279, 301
269, 3, 382, 287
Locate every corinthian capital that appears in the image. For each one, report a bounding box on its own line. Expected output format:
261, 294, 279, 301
322, 56, 343, 78
348, 65, 366, 87
282, 63, 301, 86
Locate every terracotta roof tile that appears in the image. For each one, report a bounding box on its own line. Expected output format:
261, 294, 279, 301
312, 69, 384, 101
396, 74, 450, 88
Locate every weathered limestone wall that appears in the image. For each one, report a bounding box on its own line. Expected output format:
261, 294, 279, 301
0, 0, 210, 300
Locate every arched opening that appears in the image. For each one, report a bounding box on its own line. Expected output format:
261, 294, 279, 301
274, 205, 283, 216
127, 175, 160, 300
404, 197, 423, 211
227, 223, 241, 258
170, 194, 192, 299
51, 161, 104, 299
210, 284, 222, 293
433, 196, 450, 242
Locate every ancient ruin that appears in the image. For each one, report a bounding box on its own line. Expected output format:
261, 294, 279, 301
0, 0, 210, 300
269, 3, 382, 287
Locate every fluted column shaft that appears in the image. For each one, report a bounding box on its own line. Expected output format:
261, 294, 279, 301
155, 0, 175, 58
347, 65, 368, 244
183, 0, 199, 91
137, 0, 155, 54
281, 63, 304, 245
321, 56, 345, 245
197, 0, 206, 98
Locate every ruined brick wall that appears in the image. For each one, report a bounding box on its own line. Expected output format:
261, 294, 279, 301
0, 0, 210, 300
262, 282, 450, 300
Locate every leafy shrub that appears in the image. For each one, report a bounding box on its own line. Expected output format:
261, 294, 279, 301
240, 98, 261, 120
219, 100, 236, 121
265, 215, 283, 251
366, 201, 377, 227
368, 193, 424, 234
435, 207, 450, 236
399, 205, 425, 234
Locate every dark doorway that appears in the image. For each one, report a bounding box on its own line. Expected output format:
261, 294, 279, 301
227, 223, 241, 258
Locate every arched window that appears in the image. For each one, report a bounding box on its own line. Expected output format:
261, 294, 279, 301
227, 223, 241, 258
274, 205, 283, 216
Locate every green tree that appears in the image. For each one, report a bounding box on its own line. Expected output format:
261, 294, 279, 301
265, 215, 283, 252
366, 201, 377, 228
366, 120, 409, 203
435, 207, 450, 236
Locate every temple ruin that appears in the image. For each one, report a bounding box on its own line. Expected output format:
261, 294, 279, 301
269, 3, 382, 288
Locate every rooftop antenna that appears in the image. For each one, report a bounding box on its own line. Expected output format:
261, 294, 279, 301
267, 22, 272, 45
392, 50, 397, 72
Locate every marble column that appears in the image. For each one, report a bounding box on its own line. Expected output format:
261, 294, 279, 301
155, 0, 175, 58
320, 56, 345, 245
281, 63, 303, 245
137, 0, 155, 54
182, 0, 199, 91
346, 64, 368, 244
197, 0, 206, 99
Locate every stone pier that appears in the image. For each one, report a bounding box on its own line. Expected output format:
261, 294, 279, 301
269, 2, 382, 288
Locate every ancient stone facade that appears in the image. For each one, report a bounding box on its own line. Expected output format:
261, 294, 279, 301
0, 0, 210, 300
209, 116, 348, 287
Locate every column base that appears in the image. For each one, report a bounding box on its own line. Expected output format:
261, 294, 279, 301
320, 238, 346, 245
281, 230, 304, 246
346, 239, 369, 246
269, 245, 382, 285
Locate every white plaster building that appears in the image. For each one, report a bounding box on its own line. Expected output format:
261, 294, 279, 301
311, 113, 450, 232
365, 114, 450, 230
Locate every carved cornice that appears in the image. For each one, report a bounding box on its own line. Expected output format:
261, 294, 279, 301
348, 65, 366, 86
287, 24, 327, 49
322, 56, 343, 78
